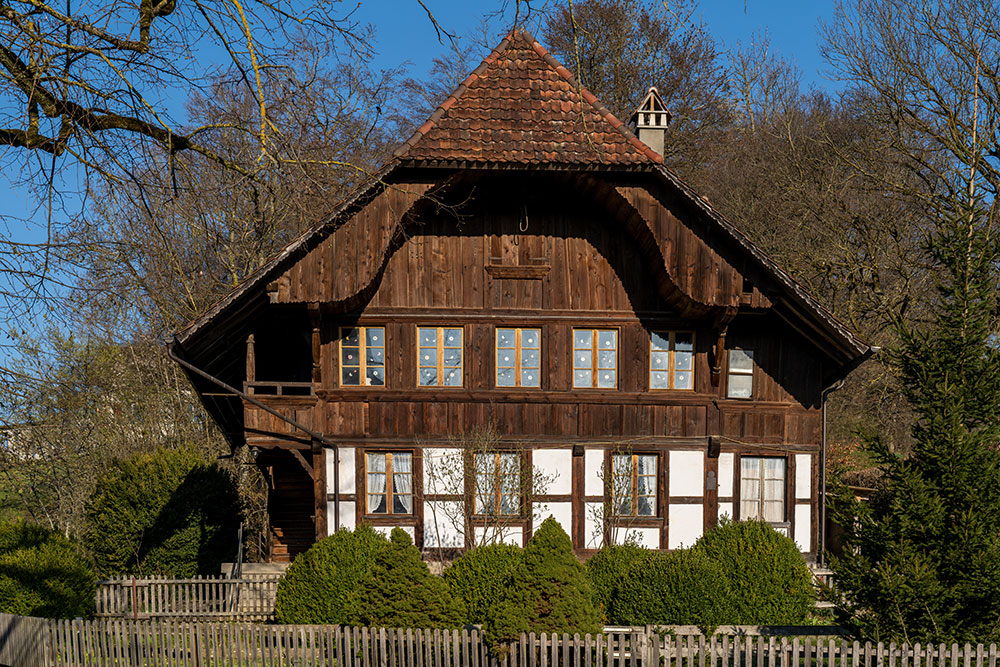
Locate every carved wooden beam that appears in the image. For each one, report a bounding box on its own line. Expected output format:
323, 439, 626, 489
710, 306, 738, 386
289, 448, 315, 480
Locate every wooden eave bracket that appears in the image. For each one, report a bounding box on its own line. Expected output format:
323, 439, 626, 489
710, 307, 738, 386
290, 448, 315, 480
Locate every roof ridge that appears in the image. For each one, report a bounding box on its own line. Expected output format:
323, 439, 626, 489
393, 28, 662, 164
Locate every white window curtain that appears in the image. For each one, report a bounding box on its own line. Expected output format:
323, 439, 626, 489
740, 456, 785, 523
392, 453, 413, 513
367, 453, 387, 513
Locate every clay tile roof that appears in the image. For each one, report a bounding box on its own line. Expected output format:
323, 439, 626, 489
394, 29, 662, 166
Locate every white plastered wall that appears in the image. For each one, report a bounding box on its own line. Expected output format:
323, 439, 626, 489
533, 448, 571, 495
668, 504, 703, 548
535, 501, 572, 537
794, 453, 813, 552
326, 446, 357, 534
423, 500, 465, 548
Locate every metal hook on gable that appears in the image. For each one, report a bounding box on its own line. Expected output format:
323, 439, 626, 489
520, 203, 529, 233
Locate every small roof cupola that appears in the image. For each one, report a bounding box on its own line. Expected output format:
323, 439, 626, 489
631, 87, 671, 158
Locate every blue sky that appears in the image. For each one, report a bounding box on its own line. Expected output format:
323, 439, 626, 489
352, 0, 841, 93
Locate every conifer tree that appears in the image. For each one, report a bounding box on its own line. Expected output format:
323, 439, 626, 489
832, 200, 1000, 642
358, 528, 465, 629
521, 517, 602, 636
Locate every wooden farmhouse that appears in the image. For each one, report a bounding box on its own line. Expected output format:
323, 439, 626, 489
169, 30, 872, 565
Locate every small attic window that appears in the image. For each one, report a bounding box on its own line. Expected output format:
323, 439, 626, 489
743, 278, 755, 295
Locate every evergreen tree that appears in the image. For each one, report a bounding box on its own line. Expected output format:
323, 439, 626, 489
521, 517, 602, 636
358, 528, 465, 629
832, 201, 1000, 643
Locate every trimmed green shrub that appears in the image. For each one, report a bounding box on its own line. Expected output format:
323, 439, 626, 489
445, 543, 524, 622
359, 528, 465, 629
445, 543, 530, 648
84, 446, 241, 577
585, 544, 654, 624
522, 517, 601, 636
615, 548, 732, 630
693, 518, 814, 624
0, 520, 96, 618
275, 525, 389, 624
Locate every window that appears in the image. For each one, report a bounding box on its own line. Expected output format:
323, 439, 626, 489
650, 331, 694, 390
496, 328, 541, 388
365, 452, 413, 515
611, 453, 657, 517
473, 452, 521, 516
573, 329, 618, 388
727, 348, 754, 398
417, 327, 463, 387
340, 327, 385, 386
740, 456, 785, 524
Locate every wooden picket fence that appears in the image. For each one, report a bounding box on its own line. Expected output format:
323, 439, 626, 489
2, 613, 1000, 667
94, 575, 281, 621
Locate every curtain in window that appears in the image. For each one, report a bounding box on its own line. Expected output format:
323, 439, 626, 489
392, 453, 413, 513
367, 453, 387, 513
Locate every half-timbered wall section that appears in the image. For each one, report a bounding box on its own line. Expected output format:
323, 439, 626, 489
171, 29, 869, 564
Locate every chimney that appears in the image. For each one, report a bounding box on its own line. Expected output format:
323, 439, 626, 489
631, 87, 671, 158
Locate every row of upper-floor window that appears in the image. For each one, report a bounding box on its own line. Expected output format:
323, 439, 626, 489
340, 325, 756, 398
363, 449, 788, 530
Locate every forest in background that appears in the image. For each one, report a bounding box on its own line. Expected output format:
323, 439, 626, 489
0, 0, 993, 563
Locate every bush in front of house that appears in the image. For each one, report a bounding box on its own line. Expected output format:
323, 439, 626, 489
445, 542, 531, 648
585, 543, 654, 624
693, 518, 814, 624
0, 519, 96, 618
84, 446, 241, 577
614, 547, 732, 631
358, 528, 465, 629
521, 517, 602, 636
275, 524, 389, 624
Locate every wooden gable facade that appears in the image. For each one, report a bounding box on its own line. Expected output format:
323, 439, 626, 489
170, 30, 871, 564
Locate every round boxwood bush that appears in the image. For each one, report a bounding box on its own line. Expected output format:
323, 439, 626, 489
84, 446, 241, 577
0, 520, 96, 618
275, 525, 389, 624
445, 543, 530, 648
359, 528, 465, 629
615, 547, 732, 630
693, 518, 814, 624
522, 517, 602, 636
585, 543, 654, 624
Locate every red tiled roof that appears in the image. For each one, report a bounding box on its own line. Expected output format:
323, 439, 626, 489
394, 29, 662, 165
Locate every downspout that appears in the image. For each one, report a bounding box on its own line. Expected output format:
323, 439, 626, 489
166, 339, 340, 533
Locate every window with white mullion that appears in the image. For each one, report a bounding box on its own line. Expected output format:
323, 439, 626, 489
727, 348, 754, 398
496, 328, 541, 388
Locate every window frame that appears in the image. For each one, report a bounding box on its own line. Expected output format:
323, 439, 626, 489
471, 451, 524, 517
738, 455, 788, 529
610, 452, 659, 518
495, 327, 542, 389
572, 327, 619, 389
649, 331, 695, 391
416, 326, 464, 388
726, 347, 755, 399
338, 326, 386, 388
363, 450, 415, 517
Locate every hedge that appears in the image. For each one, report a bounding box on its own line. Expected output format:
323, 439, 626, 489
0, 520, 95, 618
